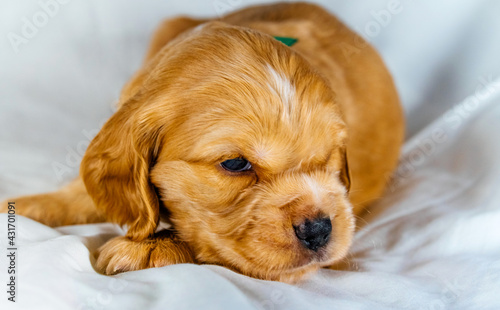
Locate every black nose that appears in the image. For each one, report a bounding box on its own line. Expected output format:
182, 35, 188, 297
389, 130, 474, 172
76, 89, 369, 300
294, 217, 332, 251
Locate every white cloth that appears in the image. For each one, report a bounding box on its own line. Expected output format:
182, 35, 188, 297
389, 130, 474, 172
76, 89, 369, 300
1, 0, 499, 309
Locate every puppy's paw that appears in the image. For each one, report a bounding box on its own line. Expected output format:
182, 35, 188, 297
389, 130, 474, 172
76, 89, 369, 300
95, 231, 195, 275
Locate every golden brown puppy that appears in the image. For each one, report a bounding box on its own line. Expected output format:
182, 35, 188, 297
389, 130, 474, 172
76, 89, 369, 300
2, 3, 404, 282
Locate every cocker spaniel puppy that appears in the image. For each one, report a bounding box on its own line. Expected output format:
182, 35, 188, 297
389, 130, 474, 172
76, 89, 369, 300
3, 3, 404, 282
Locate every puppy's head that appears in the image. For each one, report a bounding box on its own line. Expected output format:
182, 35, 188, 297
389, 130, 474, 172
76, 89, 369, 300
82, 22, 354, 282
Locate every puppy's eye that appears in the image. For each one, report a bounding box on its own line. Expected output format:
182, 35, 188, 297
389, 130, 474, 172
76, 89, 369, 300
220, 157, 252, 172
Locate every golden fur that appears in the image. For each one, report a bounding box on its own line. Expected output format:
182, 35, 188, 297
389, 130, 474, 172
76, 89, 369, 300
1, 3, 404, 282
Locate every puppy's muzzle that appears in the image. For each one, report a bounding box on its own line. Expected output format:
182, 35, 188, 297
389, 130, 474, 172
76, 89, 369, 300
293, 217, 332, 251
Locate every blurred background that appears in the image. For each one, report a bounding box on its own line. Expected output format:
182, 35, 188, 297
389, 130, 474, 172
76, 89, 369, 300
1, 2, 500, 309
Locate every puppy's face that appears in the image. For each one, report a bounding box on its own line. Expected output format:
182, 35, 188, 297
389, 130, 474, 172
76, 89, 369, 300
148, 24, 353, 282
84, 23, 354, 282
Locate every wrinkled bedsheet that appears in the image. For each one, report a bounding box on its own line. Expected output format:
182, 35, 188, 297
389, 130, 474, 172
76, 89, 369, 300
1, 1, 500, 309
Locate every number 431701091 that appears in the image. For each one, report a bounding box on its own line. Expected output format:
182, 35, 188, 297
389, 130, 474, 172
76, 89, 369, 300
7, 202, 16, 247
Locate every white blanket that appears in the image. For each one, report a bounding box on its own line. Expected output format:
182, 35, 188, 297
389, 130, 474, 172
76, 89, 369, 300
1, 0, 500, 309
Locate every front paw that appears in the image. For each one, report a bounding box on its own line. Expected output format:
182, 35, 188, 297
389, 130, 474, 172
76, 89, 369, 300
95, 231, 195, 275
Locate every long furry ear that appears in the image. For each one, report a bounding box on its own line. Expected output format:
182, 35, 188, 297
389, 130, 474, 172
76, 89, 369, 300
80, 17, 209, 241
81, 100, 163, 241
340, 149, 351, 193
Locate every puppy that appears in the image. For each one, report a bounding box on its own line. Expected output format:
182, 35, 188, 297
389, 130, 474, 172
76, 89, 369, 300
2, 3, 404, 282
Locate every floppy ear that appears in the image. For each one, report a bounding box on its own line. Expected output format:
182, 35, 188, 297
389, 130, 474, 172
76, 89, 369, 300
80, 99, 163, 241
339, 148, 351, 193
81, 16, 209, 242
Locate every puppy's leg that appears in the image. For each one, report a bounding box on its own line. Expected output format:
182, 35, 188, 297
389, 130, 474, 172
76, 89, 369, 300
95, 230, 194, 275
0, 177, 104, 227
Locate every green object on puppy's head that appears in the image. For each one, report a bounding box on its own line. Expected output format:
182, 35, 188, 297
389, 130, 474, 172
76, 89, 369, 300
273, 36, 298, 47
